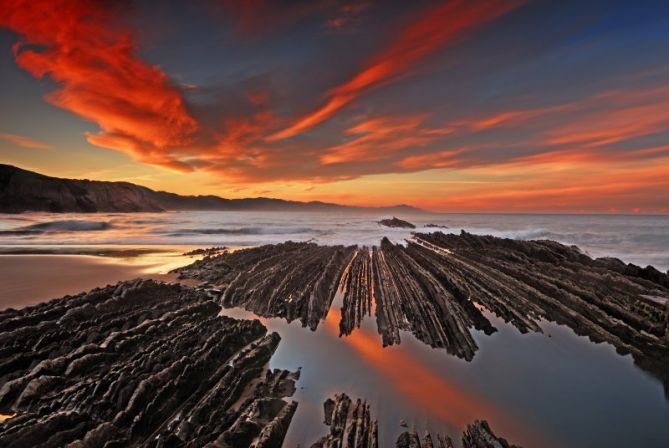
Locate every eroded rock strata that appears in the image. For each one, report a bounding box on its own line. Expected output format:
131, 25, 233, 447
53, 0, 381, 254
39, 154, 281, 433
340, 249, 374, 336
311, 393, 378, 448
176, 232, 669, 387
0, 280, 298, 448
177, 241, 357, 330
311, 393, 518, 448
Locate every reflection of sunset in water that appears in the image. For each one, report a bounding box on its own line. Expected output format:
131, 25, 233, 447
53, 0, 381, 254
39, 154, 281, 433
323, 308, 491, 428
323, 307, 551, 447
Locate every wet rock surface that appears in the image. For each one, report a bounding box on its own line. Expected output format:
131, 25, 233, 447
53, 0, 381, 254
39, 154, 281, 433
0, 279, 298, 448
311, 393, 518, 448
176, 231, 669, 389
461, 420, 520, 448
311, 393, 378, 448
378, 217, 416, 229
177, 242, 357, 330
182, 246, 227, 257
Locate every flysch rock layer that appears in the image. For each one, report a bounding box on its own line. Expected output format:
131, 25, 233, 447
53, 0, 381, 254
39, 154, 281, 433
310, 393, 519, 448
0, 279, 299, 448
177, 241, 357, 330
176, 231, 669, 390
311, 393, 378, 448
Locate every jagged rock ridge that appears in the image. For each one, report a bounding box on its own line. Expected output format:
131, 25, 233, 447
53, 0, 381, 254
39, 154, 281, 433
0, 280, 299, 447
176, 231, 669, 390
311, 393, 519, 448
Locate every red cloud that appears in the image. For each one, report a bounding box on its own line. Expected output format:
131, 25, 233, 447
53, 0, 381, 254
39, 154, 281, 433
268, 0, 525, 141
1, 0, 198, 172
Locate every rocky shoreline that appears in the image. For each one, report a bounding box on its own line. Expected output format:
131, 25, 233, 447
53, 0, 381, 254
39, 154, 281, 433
0, 277, 524, 448
0, 280, 299, 447
176, 231, 669, 391
311, 393, 519, 448
2, 230, 669, 446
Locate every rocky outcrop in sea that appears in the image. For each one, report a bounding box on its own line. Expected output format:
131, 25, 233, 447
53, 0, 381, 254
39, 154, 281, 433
310, 393, 520, 448
378, 217, 416, 229
176, 231, 669, 391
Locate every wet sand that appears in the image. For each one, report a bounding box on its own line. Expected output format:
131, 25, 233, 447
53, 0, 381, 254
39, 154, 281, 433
0, 247, 198, 310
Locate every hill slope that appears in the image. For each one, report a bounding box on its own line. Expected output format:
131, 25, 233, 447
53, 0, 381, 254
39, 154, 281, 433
0, 164, 423, 214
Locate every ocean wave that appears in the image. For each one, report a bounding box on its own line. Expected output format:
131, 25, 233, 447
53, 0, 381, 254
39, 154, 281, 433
0, 220, 112, 235
490, 228, 551, 240
167, 227, 321, 236
443, 227, 553, 241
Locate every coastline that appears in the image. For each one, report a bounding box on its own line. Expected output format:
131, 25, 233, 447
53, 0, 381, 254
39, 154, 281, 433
0, 246, 199, 310
1, 235, 669, 447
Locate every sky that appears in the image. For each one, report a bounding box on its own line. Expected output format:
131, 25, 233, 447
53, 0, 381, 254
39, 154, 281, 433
1, 0, 669, 213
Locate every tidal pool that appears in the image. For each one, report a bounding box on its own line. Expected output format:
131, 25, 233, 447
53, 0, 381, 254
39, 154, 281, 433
221, 292, 669, 448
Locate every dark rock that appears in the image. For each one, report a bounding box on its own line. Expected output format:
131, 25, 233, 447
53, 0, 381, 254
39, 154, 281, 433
0, 280, 298, 447
462, 420, 520, 448
176, 232, 669, 391
312, 394, 517, 448
176, 241, 356, 331
183, 246, 227, 257
311, 393, 377, 448
378, 217, 416, 229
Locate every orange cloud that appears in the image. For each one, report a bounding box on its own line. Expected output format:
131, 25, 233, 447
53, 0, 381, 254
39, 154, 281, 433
1, 0, 198, 172
320, 115, 454, 165
454, 104, 576, 131
413, 157, 669, 212
396, 149, 463, 170
543, 101, 669, 148
268, 0, 525, 141
0, 132, 50, 149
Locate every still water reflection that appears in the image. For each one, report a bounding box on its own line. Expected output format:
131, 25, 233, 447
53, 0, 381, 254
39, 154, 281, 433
221, 289, 669, 448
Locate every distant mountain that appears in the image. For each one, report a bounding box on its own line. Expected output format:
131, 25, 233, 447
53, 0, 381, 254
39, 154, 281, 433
0, 164, 424, 214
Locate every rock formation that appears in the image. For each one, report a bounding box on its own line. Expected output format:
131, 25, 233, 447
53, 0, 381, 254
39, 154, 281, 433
0, 279, 298, 447
177, 242, 357, 330
176, 231, 669, 390
311, 393, 378, 448
461, 420, 520, 448
378, 217, 416, 229
310, 393, 518, 448
182, 246, 227, 257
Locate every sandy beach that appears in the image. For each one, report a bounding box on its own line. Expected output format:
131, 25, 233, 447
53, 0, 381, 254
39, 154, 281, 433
0, 247, 198, 310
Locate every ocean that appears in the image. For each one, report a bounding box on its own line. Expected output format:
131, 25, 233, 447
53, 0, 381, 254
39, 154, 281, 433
1, 211, 668, 270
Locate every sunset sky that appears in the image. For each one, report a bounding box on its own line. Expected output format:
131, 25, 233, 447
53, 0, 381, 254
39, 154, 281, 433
1, 0, 669, 212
